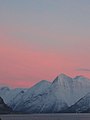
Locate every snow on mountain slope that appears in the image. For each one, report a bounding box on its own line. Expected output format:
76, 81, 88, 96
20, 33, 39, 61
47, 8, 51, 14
13, 80, 52, 112
64, 93, 90, 113
23, 80, 51, 101
50, 74, 74, 106
0, 87, 10, 98
0, 88, 28, 107
49, 74, 90, 106
7, 89, 27, 108
1, 73, 90, 113
72, 76, 90, 105
13, 77, 68, 113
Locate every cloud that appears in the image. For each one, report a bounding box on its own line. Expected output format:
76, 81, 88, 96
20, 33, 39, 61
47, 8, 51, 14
76, 68, 90, 72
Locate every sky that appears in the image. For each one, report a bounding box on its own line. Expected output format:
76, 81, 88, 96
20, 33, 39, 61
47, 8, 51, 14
0, 0, 90, 88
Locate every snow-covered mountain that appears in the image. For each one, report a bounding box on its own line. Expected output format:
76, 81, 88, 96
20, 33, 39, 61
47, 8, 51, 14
0, 87, 28, 107
13, 80, 64, 113
50, 74, 90, 106
0, 73, 90, 113
12, 74, 90, 113
64, 93, 90, 113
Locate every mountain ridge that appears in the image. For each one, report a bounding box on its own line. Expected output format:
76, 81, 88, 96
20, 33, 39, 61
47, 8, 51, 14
0, 73, 90, 113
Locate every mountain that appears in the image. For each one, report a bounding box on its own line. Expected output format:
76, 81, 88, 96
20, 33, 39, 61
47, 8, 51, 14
64, 93, 90, 113
2, 80, 51, 113
50, 74, 74, 106
50, 74, 90, 106
0, 97, 12, 114
12, 80, 66, 113
12, 76, 75, 113
0, 73, 90, 113
0, 87, 28, 108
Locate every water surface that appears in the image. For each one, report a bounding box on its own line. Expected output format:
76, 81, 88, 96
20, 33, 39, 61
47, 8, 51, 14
0, 113, 90, 120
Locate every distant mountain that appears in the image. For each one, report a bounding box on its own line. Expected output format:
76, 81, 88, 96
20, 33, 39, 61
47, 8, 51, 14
64, 93, 90, 113
0, 97, 12, 114
0, 87, 27, 108
0, 73, 90, 113
13, 80, 65, 113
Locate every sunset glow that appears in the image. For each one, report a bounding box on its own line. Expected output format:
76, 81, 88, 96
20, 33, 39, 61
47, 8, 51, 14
0, 0, 90, 87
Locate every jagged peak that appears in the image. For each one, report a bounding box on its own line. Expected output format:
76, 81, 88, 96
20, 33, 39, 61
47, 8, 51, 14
58, 73, 71, 79
52, 73, 72, 85
28, 80, 51, 91
34, 80, 51, 86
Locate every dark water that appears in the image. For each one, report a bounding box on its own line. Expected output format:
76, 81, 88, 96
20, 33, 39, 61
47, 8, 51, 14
0, 114, 90, 120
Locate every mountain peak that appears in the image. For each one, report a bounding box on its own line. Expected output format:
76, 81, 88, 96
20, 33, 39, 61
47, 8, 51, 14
58, 73, 71, 79
27, 79, 51, 93
52, 73, 72, 86
39, 80, 51, 83
35, 80, 51, 87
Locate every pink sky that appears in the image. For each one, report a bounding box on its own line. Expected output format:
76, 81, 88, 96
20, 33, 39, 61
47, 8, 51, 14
0, 41, 90, 88
0, 1, 90, 87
